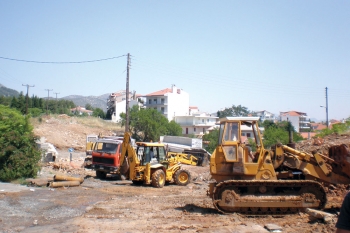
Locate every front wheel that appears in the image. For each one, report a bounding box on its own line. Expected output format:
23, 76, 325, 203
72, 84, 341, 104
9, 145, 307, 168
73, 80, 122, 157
174, 169, 191, 186
151, 169, 165, 188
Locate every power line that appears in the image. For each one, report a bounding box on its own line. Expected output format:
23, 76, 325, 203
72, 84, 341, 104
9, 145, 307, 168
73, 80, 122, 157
0, 55, 127, 64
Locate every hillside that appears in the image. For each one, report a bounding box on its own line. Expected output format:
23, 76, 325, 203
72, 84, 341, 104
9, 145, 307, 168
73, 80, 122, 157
60, 93, 110, 111
0, 84, 20, 97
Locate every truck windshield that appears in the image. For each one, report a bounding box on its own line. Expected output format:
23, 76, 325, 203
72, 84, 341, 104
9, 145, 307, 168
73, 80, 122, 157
95, 142, 119, 154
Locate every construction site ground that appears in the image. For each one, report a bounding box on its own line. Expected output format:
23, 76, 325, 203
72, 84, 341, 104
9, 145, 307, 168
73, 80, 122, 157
0, 115, 349, 233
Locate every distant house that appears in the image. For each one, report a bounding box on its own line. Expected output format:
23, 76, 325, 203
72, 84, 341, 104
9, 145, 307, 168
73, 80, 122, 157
106, 90, 143, 122
71, 106, 93, 116
254, 110, 276, 122
279, 111, 310, 133
310, 123, 327, 131
174, 112, 218, 136
240, 124, 265, 143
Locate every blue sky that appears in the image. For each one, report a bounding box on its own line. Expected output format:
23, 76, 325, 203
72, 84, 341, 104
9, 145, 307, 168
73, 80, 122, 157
0, 1, 349, 121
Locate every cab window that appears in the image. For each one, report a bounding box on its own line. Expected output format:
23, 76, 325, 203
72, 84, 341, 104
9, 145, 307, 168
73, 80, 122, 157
224, 122, 239, 142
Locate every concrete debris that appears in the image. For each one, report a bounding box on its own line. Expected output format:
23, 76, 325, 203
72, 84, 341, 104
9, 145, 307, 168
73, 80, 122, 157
37, 138, 59, 162
305, 208, 335, 223
264, 223, 283, 232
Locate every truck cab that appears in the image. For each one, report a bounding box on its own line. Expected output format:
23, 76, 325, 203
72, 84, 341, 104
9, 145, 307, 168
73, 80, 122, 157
91, 138, 123, 179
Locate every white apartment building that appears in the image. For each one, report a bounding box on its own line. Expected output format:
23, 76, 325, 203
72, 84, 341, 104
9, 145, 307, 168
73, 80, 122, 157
254, 110, 276, 122
107, 90, 141, 122
279, 111, 311, 133
143, 85, 189, 122
174, 112, 219, 136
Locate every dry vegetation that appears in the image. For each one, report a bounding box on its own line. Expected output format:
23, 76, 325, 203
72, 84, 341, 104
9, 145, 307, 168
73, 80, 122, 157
31, 114, 124, 151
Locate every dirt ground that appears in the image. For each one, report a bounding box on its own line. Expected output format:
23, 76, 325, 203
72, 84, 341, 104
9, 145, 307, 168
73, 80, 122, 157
0, 115, 349, 233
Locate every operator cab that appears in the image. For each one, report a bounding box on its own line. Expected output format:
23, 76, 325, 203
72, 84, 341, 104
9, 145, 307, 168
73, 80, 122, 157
218, 117, 263, 163
136, 142, 167, 166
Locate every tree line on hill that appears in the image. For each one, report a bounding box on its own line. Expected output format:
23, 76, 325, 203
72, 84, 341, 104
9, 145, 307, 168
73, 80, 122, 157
0, 92, 105, 118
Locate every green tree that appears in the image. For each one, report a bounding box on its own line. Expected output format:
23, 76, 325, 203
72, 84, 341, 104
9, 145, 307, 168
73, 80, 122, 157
167, 120, 182, 136
85, 103, 93, 110
217, 104, 251, 118
0, 105, 41, 181
120, 106, 182, 141
93, 108, 105, 118
262, 121, 303, 148
202, 128, 219, 153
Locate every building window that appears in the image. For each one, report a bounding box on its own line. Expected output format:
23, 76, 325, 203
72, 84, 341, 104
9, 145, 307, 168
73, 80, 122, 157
161, 107, 164, 114
161, 98, 164, 104
202, 119, 204, 123
207, 119, 209, 122
153, 98, 157, 104
242, 133, 246, 136
194, 128, 196, 132
148, 99, 151, 104
247, 133, 251, 137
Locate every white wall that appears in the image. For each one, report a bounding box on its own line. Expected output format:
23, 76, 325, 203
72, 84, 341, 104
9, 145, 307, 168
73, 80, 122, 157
166, 89, 189, 121
112, 100, 139, 122
280, 115, 299, 132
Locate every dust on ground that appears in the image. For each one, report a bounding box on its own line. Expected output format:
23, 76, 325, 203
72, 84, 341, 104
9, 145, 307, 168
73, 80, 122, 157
0, 115, 349, 232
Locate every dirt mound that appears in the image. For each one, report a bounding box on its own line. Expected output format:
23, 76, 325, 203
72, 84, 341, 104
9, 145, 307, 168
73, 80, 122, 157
31, 115, 124, 151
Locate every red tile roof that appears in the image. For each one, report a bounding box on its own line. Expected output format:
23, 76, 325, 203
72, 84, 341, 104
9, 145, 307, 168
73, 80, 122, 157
280, 111, 306, 116
145, 88, 172, 96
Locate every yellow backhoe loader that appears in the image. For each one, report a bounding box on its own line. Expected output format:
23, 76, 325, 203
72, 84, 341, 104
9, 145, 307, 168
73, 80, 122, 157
119, 132, 191, 188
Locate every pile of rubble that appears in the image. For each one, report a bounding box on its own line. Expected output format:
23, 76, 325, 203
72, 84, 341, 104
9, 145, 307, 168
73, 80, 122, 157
296, 133, 350, 155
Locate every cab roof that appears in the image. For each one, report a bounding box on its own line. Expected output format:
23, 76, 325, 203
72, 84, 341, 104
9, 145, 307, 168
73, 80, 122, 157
96, 139, 122, 144
219, 117, 260, 122
136, 142, 165, 147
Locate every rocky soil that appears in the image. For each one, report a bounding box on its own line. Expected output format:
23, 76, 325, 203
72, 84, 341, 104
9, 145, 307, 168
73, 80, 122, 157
0, 116, 349, 232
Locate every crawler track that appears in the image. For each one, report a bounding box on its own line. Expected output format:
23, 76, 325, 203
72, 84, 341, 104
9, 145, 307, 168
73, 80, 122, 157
212, 180, 327, 215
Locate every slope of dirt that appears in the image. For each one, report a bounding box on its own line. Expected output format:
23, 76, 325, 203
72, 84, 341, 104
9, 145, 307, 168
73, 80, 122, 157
31, 115, 124, 151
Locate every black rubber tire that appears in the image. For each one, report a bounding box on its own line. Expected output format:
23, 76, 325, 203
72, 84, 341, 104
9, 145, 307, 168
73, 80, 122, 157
174, 169, 191, 186
132, 180, 144, 185
151, 169, 165, 188
96, 170, 107, 179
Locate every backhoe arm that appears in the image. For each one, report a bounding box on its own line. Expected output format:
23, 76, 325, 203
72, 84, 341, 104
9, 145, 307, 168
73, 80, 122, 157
120, 132, 140, 177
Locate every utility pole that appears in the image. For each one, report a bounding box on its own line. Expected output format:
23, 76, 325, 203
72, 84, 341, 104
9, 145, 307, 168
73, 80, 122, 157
325, 87, 329, 128
45, 89, 53, 115
54, 92, 60, 114
54, 92, 60, 101
320, 87, 329, 128
125, 53, 130, 132
22, 84, 34, 115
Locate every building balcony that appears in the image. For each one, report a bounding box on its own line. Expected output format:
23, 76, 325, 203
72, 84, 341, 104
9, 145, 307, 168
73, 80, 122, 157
145, 102, 168, 107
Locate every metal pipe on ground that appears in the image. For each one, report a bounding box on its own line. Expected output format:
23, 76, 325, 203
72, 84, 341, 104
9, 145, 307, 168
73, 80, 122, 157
48, 181, 81, 188
54, 174, 84, 183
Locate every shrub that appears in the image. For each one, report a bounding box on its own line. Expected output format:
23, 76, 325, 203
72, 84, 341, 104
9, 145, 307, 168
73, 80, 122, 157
0, 105, 41, 181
